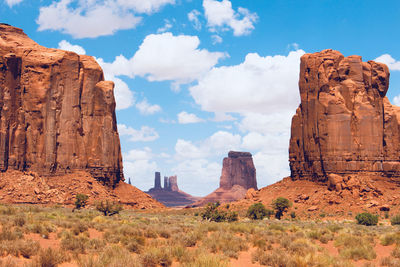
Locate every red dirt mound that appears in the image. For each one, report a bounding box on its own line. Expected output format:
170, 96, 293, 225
0, 170, 164, 209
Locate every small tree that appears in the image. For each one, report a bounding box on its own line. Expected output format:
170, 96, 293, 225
247, 203, 268, 220
74, 194, 89, 210
355, 213, 378, 226
200, 202, 238, 222
96, 200, 123, 216
272, 197, 291, 220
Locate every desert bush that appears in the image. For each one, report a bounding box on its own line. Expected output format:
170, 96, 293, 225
200, 203, 238, 222
96, 200, 123, 216
61, 236, 88, 253
355, 213, 379, 226
140, 247, 172, 267
33, 248, 69, 267
252, 248, 293, 266
72, 222, 89, 235
13, 215, 26, 227
74, 194, 89, 210
0, 256, 19, 267
335, 233, 376, 260
381, 256, 400, 266
392, 245, 400, 259
391, 215, 400, 226
0, 239, 39, 258
247, 203, 268, 220
272, 197, 291, 220
381, 233, 400, 246
0, 228, 22, 241
81, 245, 142, 267
181, 253, 229, 267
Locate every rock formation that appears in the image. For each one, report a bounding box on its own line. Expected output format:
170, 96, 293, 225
0, 24, 123, 186
192, 151, 257, 206
0, 24, 164, 209
289, 49, 400, 182
147, 173, 199, 207
154, 172, 161, 189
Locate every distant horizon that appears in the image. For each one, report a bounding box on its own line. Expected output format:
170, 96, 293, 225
1, 0, 400, 196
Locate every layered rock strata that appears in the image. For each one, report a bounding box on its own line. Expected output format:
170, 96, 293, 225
289, 49, 400, 182
0, 24, 123, 186
192, 151, 257, 206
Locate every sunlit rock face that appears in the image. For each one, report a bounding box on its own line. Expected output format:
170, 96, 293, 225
0, 24, 123, 186
289, 49, 400, 182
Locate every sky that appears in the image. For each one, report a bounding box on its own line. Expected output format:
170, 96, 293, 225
1, 0, 400, 196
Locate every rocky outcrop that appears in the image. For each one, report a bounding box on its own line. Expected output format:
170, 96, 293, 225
289, 49, 400, 182
191, 151, 257, 206
0, 24, 123, 186
147, 173, 199, 207
220, 151, 257, 190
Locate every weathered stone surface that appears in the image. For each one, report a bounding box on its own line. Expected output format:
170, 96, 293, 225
191, 151, 258, 206
220, 151, 257, 190
0, 24, 123, 186
289, 49, 400, 182
168, 175, 179, 192
154, 172, 161, 189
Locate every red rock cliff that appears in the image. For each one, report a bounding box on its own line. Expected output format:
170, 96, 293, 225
289, 49, 400, 182
0, 24, 123, 186
220, 151, 257, 190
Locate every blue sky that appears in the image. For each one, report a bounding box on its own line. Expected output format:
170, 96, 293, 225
2, 0, 400, 196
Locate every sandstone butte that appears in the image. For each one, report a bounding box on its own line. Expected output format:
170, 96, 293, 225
146, 172, 200, 207
192, 151, 257, 207
0, 24, 163, 209
234, 50, 400, 217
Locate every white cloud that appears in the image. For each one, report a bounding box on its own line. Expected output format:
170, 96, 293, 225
123, 152, 157, 190
211, 34, 223, 44
5, 0, 23, 7
172, 159, 221, 196
374, 54, 400, 71
203, 0, 258, 36
97, 32, 226, 90
37, 0, 142, 39
175, 131, 241, 160
188, 9, 202, 30
177, 111, 205, 124
190, 50, 305, 114
136, 99, 162, 115
130, 32, 227, 85
393, 95, 400, 106
58, 40, 86, 55
118, 124, 159, 142
157, 19, 173, 33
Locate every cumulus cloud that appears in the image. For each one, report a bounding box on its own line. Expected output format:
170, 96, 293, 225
37, 0, 142, 39
374, 54, 400, 71
136, 99, 162, 115
175, 131, 241, 160
177, 111, 205, 124
58, 40, 86, 54
188, 9, 202, 30
5, 0, 23, 7
118, 124, 159, 142
190, 50, 305, 114
98, 32, 227, 89
203, 0, 258, 36
37, 0, 175, 39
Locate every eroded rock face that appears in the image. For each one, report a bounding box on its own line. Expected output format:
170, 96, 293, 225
289, 49, 400, 182
0, 24, 123, 186
168, 175, 179, 192
191, 151, 257, 206
220, 151, 257, 190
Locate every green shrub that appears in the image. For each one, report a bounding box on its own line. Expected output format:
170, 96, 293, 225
355, 213, 378, 226
74, 194, 89, 210
200, 202, 238, 222
290, 211, 296, 219
391, 215, 400, 225
272, 197, 291, 219
95, 200, 123, 216
246, 203, 267, 220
